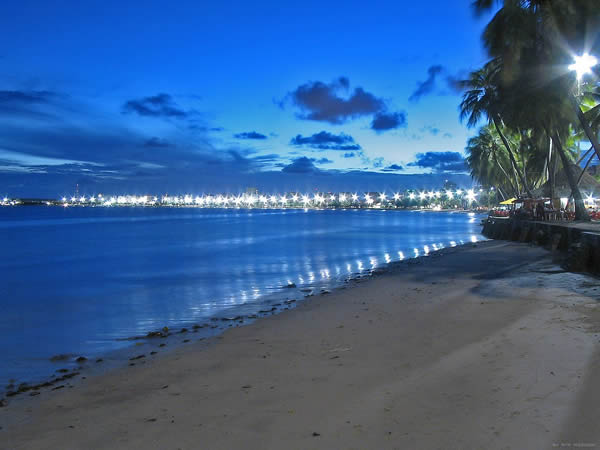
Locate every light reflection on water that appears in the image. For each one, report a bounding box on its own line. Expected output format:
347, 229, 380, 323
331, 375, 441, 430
0, 207, 485, 384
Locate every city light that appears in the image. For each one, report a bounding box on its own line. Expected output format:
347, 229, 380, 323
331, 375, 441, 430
2, 186, 496, 209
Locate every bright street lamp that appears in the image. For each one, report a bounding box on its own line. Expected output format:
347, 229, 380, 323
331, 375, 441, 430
569, 53, 598, 80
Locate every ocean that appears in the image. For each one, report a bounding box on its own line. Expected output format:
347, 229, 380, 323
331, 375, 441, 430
0, 206, 484, 385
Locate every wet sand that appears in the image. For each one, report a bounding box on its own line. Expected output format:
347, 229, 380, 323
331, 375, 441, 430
2, 241, 599, 449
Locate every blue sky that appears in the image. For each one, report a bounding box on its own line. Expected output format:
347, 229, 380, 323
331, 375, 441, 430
0, 0, 495, 196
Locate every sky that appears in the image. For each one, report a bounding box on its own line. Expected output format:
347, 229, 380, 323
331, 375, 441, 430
0, 0, 496, 197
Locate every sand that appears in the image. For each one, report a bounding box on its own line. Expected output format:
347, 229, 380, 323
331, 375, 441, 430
1, 241, 599, 449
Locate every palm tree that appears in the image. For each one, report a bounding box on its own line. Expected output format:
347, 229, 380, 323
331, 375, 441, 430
467, 0, 596, 220
466, 126, 518, 197
459, 61, 533, 197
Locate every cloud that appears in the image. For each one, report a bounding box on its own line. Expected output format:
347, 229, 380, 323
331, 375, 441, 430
382, 164, 404, 172
233, 131, 268, 140
281, 156, 320, 174
122, 93, 191, 119
420, 125, 440, 136
0, 89, 64, 119
286, 77, 386, 124
409, 65, 444, 102
343, 152, 356, 158
143, 137, 172, 148
315, 157, 333, 164
290, 131, 361, 151
407, 151, 467, 173
371, 111, 407, 132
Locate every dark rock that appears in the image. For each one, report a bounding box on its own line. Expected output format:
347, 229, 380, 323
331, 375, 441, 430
6, 391, 17, 397
183, 339, 190, 343
29, 391, 40, 397
147, 331, 166, 338
51, 385, 65, 391
129, 354, 146, 361
312, 432, 321, 437
285, 282, 296, 288
75, 356, 87, 363
0, 398, 6, 407
50, 354, 72, 362
150, 351, 157, 355
180, 328, 188, 333
221, 316, 242, 321
159, 343, 166, 347
56, 368, 69, 373
96, 359, 103, 363
162, 326, 169, 332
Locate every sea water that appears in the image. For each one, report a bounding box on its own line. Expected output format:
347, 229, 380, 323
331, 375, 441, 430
0, 207, 484, 385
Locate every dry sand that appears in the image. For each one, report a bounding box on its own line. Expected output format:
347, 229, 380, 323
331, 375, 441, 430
1, 241, 599, 450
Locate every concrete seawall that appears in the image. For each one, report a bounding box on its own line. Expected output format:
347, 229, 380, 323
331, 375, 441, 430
482, 217, 600, 275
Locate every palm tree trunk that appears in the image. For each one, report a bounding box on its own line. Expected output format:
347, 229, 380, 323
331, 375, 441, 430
570, 94, 600, 161
492, 116, 532, 197
551, 131, 590, 221
491, 147, 518, 197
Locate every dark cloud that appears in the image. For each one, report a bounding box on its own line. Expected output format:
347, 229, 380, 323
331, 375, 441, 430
281, 156, 320, 174
0, 90, 56, 104
409, 65, 444, 102
408, 151, 467, 173
371, 112, 407, 132
343, 152, 356, 158
233, 131, 268, 140
0, 89, 63, 119
382, 164, 404, 172
443, 132, 453, 138
286, 77, 386, 124
315, 157, 333, 164
122, 93, 191, 119
143, 137, 172, 148
290, 131, 361, 151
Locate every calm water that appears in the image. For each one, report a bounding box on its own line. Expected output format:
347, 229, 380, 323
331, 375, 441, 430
0, 207, 484, 385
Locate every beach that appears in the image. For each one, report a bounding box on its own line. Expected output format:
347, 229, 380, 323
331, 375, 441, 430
2, 240, 599, 449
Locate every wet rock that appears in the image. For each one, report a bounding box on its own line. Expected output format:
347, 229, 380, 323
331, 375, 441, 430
129, 354, 146, 361
147, 331, 166, 338
192, 324, 203, 330
56, 368, 69, 373
6, 391, 17, 397
300, 288, 312, 293
180, 328, 188, 333
162, 326, 169, 333
321, 290, 331, 295
221, 316, 242, 321
29, 391, 40, 397
284, 299, 296, 304
75, 356, 87, 363
50, 354, 72, 362
159, 343, 166, 347
0, 398, 6, 407
312, 432, 321, 437
96, 359, 103, 363
51, 385, 65, 391
247, 314, 258, 319
259, 307, 277, 313
150, 351, 157, 355
17, 383, 30, 393
183, 339, 190, 343
285, 282, 296, 288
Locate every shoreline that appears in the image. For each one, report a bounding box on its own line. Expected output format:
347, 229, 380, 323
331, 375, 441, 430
0, 235, 486, 404
2, 240, 599, 448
